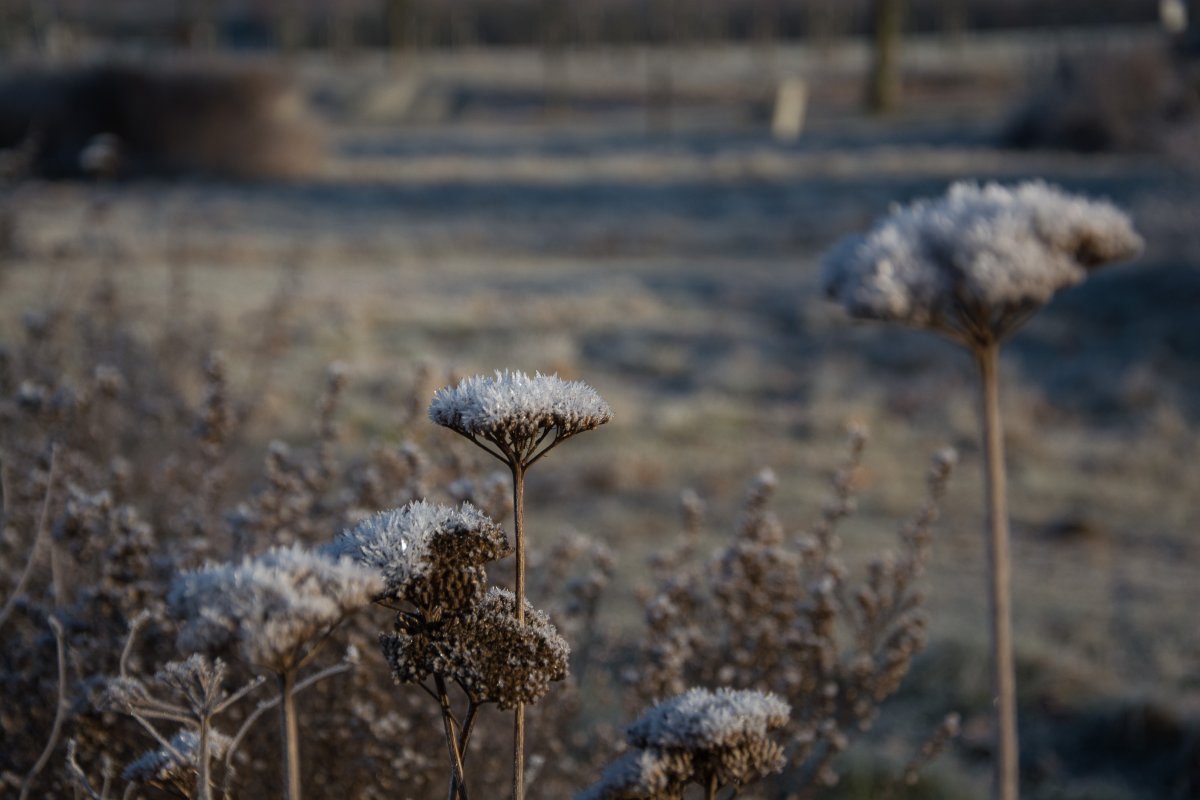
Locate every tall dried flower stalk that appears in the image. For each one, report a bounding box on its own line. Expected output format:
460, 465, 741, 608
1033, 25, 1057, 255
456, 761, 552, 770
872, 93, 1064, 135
821, 180, 1143, 800
429, 371, 611, 800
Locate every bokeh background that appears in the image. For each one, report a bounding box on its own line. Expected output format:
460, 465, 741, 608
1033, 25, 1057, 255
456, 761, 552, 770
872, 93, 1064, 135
2, 2, 1198, 797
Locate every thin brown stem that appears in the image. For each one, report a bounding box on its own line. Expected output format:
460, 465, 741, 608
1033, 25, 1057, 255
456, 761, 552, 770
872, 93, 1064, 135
704, 771, 719, 800
457, 700, 479, 752
510, 463, 526, 800
278, 670, 302, 800
223, 662, 350, 798
0, 447, 59, 631
20, 616, 68, 800
195, 715, 213, 800
435, 675, 469, 800
975, 341, 1019, 800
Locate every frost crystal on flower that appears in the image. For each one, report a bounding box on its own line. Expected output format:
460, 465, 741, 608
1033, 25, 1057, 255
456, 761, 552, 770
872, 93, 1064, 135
575, 748, 692, 800
580, 688, 790, 797
122, 728, 231, 788
627, 687, 790, 752
326, 500, 510, 612
428, 371, 612, 465
380, 587, 570, 709
820, 181, 1143, 342
169, 544, 382, 672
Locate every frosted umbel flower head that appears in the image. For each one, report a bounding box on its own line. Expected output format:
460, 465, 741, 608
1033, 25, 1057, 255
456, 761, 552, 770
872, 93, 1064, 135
327, 500, 510, 613
580, 687, 791, 799
820, 180, 1143, 344
123, 729, 232, 794
169, 544, 381, 673
429, 370, 612, 469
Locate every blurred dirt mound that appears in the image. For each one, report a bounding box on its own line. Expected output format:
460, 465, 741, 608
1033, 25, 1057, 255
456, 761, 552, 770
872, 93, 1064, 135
0, 59, 323, 179
1003, 44, 1195, 153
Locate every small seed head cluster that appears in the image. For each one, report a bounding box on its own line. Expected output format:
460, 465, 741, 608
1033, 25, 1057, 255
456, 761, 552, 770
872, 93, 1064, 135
580, 688, 790, 799
429, 370, 612, 465
122, 729, 233, 794
169, 544, 382, 672
381, 587, 570, 709
326, 500, 510, 613
821, 181, 1143, 343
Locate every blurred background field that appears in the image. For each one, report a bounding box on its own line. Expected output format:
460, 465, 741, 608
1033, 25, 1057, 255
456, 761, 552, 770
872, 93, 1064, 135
2, 2, 1199, 798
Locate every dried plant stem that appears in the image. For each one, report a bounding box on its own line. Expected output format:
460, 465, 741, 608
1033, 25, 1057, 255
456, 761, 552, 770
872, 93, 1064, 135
705, 772, 719, 800
223, 662, 350, 799
510, 463, 527, 800
196, 716, 213, 800
20, 616, 67, 800
0, 447, 59, 631
975, 341, 1019, 800
278, 670, 303, 800
434, 675, 469, 800
447, 701, 479, 800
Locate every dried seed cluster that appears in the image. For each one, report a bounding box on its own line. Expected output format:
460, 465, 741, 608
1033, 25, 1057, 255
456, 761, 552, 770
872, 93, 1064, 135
381, 587, 570, 710
580, 688, 790, 799
121, 728, 232, 793
327, 500, 510, 613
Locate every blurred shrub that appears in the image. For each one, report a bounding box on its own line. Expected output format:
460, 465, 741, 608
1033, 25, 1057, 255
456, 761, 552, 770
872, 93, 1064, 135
0, 59, 322, 179
1003, 44, 1193, 153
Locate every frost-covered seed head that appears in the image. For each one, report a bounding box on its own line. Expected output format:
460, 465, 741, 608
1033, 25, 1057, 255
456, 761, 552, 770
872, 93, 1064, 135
326, 500, 509, 612
575, 748, 692, 800
583, 688, 790, 797
380, 587, 570, 709
169, 544, 382, 672
627, 687, 790, 752
820, 181, 1143, 343
429, 371, 612, 465
122, 728, 232, 788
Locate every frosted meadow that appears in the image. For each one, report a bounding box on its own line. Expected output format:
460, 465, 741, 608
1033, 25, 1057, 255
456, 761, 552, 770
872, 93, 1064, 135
2, 39, 1197, 799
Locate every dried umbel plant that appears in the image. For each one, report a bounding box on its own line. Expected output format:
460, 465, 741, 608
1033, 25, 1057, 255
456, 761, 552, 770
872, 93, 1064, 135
638, 431, 956, 794
330, 500, 517, 798
120, 728, 234, 798
168, 545, 381, 800
821, 180, 1143, 800
581, 687, 791, 800
430, 370, 611, 800
104, 641, 263, 800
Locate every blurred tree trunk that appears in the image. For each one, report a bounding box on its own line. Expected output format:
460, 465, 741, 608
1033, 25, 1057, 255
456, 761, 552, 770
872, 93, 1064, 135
385, 0, 417, 55
805, 0, 844, 57
939, 0, 968, 40
276, 6, 306, 54
331, 0, 354, 57
540, 0, 569, 114
866, 0, 905, 114
646, 0, 678, 134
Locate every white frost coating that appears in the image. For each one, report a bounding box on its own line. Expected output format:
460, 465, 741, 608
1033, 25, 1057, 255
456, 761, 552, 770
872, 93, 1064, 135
169, 544, 382, 671
820, 181, 1143, 335
122, 729, 232, 784
429, 371, 612, 454
325, 500, 509, 599
626, 687, 791, 751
